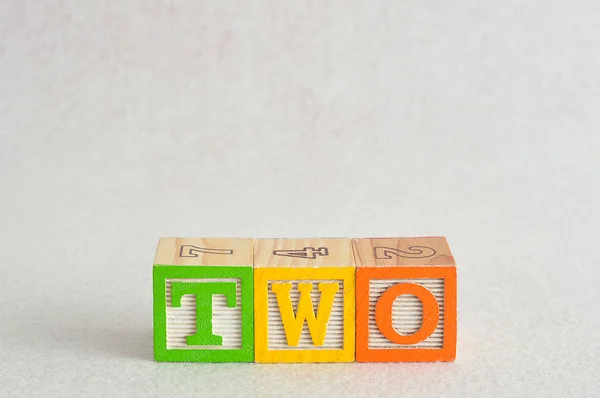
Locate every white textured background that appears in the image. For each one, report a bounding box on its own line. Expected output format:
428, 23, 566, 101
1, 1, 599, 397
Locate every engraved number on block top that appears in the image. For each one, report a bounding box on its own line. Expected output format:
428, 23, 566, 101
179, 245, 234, 257
373, 246, 436, 259
272, 247, 329, 259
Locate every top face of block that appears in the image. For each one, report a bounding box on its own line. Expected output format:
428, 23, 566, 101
153, 238, 253, 266
352, 237, 455, 267
254, 238, 354, 268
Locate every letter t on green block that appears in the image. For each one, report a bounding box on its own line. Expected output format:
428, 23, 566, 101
153, 238, 254, 362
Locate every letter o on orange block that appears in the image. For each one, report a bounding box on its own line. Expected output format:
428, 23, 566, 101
375, 283, 440, 345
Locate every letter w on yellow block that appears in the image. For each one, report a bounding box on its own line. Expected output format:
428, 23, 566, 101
271, 282, 340, 347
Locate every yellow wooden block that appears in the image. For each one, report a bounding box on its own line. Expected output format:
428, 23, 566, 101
254, 238, 355, 363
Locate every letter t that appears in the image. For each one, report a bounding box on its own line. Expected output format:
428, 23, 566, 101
171, 281, 237, 346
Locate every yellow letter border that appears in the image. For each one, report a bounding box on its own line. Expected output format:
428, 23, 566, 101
254, 267, 356, 363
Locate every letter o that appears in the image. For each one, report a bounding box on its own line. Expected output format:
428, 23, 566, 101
375, 283, 440, 345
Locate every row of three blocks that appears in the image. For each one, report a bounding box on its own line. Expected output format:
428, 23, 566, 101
153, 237, 457, 363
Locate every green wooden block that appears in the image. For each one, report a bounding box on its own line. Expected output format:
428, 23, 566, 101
153, 238, 254, 362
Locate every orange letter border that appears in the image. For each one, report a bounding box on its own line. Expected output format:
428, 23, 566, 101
356, 266, 456, 362
254, 267, 356, 363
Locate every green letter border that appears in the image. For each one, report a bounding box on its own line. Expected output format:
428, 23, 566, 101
153, 266, 254, 362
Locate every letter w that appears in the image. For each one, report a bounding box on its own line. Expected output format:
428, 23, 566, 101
271, 282, 340, 347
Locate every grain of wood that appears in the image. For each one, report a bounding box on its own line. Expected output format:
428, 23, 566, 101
352, 237, 455, 267
154, 238, 253, 266
254, 238, 354, 268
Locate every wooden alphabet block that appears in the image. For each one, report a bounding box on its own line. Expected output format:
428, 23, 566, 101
353, 237, 456, 362
153, 238, 254, 362
253, 239, 355, 363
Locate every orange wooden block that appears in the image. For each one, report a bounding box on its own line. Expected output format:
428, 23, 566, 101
353, 237, 457, 362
